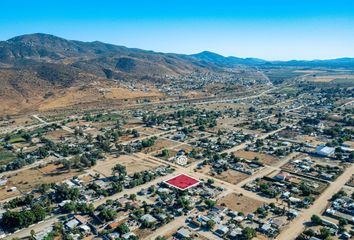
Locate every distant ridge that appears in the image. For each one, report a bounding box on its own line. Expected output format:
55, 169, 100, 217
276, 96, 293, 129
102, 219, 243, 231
0, 33, 353, 115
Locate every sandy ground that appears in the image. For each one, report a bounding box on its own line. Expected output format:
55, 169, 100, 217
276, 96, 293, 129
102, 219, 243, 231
92, 155, 160, 177
214, 169, 251, 185
217, 192, 265, 214
4, 164, 79, 193
234, 150, 280, 165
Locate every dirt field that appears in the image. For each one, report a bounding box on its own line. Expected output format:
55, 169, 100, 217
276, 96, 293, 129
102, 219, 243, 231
0, 187, 21, 201
234, 150, 280, 165
214, 169, 250, 185
4, 164, 79, 193
92, 155, 160, 177
142, 138, 177, 153
217, 193, 265, 214
118, 133, 149, 143
44, 129, 72, 141
307, 74, 354, 82
296, 135, 326, 146
139, 127, 164, 135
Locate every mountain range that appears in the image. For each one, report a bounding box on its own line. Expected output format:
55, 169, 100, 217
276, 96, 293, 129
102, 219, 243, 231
0, 33, 353, 115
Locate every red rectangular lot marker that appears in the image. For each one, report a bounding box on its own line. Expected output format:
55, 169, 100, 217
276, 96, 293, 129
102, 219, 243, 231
164, 173, 200, 190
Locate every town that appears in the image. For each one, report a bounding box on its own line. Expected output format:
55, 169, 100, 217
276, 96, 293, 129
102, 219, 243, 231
0, 79, 353, 240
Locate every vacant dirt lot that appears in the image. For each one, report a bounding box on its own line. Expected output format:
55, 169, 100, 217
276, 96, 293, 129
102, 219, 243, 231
142, 138, 177, 153
213, 169, 250, 185
307, 74, 354, 82
0, 187, 21, 201
44, 129, 72, 141
139, 127, 164, 135
92, 155, 160, 177
4, 164, 79, 193
218, 193, 265, 214
234, 150, 280, 165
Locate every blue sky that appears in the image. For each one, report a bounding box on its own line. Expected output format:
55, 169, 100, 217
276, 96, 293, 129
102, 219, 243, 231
1, 0, 354, 60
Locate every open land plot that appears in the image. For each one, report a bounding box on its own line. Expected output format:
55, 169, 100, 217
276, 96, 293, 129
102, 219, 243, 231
171, 144, 195, 153
0, 187, 21, 201
0, 115, 38, 131
0, 150, 16, 166
234, 150, 281, 166
142, 138, 177, 153
66, 120, 113, 129
4, 163, 79, 193
213, 169, 251, 185
43, 129, 73, 141
216, 116, 248, 129
306, 74, 354, 82
217, 193, 265, 214
138, 127, 165, 135
122, 118, 143, 129
198, 102, 250, 111
118, 132, 149, 142
92, 155, 161, 177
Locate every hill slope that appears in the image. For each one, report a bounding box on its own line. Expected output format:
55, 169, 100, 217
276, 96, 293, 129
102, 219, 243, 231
0, 33, 270, 115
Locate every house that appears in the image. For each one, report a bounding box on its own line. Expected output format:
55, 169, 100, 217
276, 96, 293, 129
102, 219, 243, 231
140, 214, 157, 224
108, 232, 120, 240
79, 224, 91, 234
0, 178, 8, 186
155, 213, 168, 221
315, 145, 335, 157
228, 227, 243, 239
273, 172, 292, 182
74, 215, 89, 225
260, 223, 276, 236
176, 228, 191, 239
214, 225, 229, 237
107, 221, 121, 230
65, 219, 80, 230
121, 232, 136, 239
288, 210, 299, 219
309, 237, 321, 240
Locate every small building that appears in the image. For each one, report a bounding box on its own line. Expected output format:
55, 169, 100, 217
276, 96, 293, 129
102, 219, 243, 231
260, 223, 276, 236
176, 228, 191, 239
140, 214, 157, 224
121, 232, 136, 240
65, 219, 79, 230
214, 225, 229, 237
315, 145, 335, 157
273, 172, 292, 182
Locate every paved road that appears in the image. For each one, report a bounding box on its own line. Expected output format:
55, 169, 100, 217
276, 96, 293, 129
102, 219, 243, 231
277, 164, 354, 240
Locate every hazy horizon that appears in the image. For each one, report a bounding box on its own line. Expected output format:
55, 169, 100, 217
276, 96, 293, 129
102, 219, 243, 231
1, 0, 354, 61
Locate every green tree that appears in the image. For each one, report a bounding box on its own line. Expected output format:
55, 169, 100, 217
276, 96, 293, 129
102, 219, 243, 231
311, 215, 322, 225
206, 220, 215, 230
116, 223, 130, 234
242, 227, 257, 240
319, 227, 331, 239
